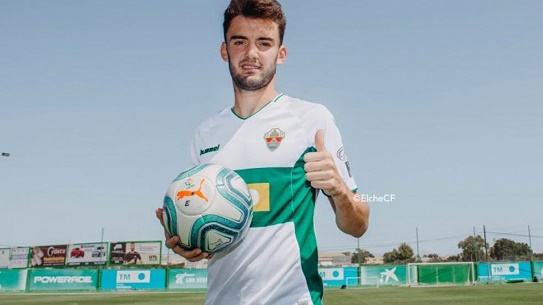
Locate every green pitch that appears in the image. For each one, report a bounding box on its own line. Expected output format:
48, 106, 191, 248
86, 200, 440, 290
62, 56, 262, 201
0, 284, 541, 304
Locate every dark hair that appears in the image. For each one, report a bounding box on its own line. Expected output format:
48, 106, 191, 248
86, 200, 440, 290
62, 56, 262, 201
223, 0, 287, 44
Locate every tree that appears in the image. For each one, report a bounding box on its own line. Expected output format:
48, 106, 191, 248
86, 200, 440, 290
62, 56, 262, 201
397, 243, 415, 261
350, 248, 374, 264
490, 238, 531, 261
383, 243, 415, 264
446, 254, 462, 262
457, 235, 487, 262
383, 249, 399, 264
424, 253, 444, 262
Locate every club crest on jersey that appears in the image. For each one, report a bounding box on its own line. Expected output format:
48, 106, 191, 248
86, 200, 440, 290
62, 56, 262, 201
264, 128, 285, 151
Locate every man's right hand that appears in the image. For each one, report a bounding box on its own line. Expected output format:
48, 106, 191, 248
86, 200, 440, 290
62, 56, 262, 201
155, 208, 213, 262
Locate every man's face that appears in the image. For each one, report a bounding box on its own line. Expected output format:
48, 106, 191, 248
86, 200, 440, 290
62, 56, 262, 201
221, 16, 286, 91
130, 243, 135, 251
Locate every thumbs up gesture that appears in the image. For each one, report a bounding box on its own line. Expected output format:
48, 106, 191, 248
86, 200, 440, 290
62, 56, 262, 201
303, 129, 345, 197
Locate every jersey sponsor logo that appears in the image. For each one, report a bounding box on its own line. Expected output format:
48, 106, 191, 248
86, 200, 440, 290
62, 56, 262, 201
264, 128, 285, 151
177, 178, 209, 203
200, 144, 220, 156
247, 183, 270, 212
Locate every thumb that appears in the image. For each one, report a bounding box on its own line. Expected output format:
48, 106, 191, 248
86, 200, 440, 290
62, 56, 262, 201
315, 129, 326, 152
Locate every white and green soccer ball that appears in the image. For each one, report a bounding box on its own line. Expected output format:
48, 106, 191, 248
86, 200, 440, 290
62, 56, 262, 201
162, 163, 253, 253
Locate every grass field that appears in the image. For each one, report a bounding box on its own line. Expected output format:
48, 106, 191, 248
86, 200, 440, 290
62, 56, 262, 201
0, 284, 542, 304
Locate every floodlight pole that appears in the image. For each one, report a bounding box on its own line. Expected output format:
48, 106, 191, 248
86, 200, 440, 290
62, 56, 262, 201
473, 226, 478, 262
528, 225, 534, 280
416, 227, 420, 262
483, 225, 490, 284
357, 237, 361, 286
100, 227, 105, 265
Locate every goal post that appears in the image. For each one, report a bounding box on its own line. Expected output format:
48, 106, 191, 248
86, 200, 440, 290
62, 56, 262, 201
407, 262, 476, 287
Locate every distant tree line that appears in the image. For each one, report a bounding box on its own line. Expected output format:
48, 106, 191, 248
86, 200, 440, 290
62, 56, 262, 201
352, 235, 541, 264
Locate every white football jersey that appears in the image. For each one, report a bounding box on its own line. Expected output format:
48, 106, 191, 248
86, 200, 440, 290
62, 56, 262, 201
191, 94, 356, 305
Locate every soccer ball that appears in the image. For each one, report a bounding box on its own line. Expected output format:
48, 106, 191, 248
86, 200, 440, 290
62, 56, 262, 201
162, 163, 253, 253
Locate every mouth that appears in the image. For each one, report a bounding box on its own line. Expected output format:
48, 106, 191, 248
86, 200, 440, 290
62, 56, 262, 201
240, 62, 261, 73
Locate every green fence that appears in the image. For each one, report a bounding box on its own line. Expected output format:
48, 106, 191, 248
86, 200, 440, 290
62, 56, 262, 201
1, 261, 541, 293
417, 264, 473, 285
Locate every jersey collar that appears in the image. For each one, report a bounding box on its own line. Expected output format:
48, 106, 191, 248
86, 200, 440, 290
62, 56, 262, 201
231, 93, 285, 120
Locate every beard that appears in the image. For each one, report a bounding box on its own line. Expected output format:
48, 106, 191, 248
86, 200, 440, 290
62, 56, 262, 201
228, 58, 277, 91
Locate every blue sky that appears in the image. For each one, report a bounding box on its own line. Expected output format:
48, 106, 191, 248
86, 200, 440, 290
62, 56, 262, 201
1, 0, 542, 257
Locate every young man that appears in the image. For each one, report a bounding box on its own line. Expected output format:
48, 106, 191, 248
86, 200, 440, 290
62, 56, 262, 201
156, 0, 369, 304
123, 242, 142, 264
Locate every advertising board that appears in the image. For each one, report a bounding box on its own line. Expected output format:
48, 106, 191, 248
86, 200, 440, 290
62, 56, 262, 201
9, 247, 30, 269
0, 269, 27, 291
168, 269, 208, 289
28, 269, 98, 291
100, 269, 166, 290
66, 242, 108, 266
478, 262, 532, 281
30, 245, 67, 267
0, 248, 9, 268
362, 265, 407, 286
109, 241, 161, 266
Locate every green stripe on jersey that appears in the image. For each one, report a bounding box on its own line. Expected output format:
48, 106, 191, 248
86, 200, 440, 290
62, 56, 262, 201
235, 147, 323, 305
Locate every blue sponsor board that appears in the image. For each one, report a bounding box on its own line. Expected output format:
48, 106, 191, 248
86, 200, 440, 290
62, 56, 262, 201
319, 267, 357, 287
168, 269, 208, 289
100, 269, 166, 290
478, 262, 532, 282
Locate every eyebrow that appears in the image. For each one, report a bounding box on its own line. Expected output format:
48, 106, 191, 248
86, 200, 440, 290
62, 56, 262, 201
229, 35, 274, 42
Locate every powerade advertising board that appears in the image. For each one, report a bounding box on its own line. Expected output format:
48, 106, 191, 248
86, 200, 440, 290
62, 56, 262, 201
100, 269, 166, 290
28, 269, 98, 292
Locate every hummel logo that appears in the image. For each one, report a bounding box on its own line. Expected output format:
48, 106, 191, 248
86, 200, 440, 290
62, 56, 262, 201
200, 144, 220, 156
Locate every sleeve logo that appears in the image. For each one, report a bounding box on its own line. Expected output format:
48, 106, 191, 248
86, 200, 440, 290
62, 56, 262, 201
336, 146, 348, 161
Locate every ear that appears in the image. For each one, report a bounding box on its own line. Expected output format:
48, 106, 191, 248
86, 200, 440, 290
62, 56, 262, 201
277, 45, 287, 64
220, 42, 229, 62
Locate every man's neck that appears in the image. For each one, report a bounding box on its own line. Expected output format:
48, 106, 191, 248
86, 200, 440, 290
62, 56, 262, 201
232, 83, 279, 118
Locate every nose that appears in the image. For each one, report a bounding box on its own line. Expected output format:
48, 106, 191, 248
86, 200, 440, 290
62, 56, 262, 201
245, 41, 259, 60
